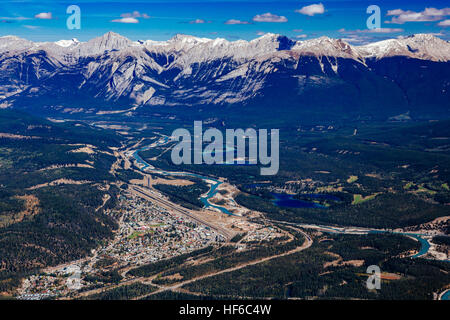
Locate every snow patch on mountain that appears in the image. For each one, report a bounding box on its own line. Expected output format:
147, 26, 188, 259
358, 34, 450, 62
54, 38, 80, 48
0, 32, 448, 110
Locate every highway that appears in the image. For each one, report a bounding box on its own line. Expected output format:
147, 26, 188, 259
136, 228, 313, 300
130, 185, 234, 241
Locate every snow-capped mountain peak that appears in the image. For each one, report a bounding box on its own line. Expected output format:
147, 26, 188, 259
170, 34, 211, 44
292, 36, 360, 59
80, 31, 133, 54
0, 32, 448, 112
54, 38, 80, 48
1, 32, 448, 62
250, 33, 295, 51
358, 34, 450, 62
0, 35, 35, 52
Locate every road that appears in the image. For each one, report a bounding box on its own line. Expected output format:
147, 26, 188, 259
69, 143, 314, 299
135, 228, 312, 300
130, 185, 234, 241
73, 228, 312, 300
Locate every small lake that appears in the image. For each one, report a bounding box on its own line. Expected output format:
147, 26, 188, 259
271, 193, 334, 209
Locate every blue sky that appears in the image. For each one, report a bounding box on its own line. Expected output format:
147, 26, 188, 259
1, 1, 449, 43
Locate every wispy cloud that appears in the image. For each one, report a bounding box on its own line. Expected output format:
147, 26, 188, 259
121, 11, 149, 19
225, 19, 251, 25
189, 19, 210, 24
24, 25, 39, 30
362, 28, 404, 33
296, 3, 325, 16
35, 12, 52, 20
253, 13, 287, 23
386, 7, 450, 24
0, 16, 30, 21
339, 27, 403, 34
112, 11, 150, 23
338, 28, 404, 45
112, 17, 139, 23
438, 19, 450, 27
295, 34, 308, 39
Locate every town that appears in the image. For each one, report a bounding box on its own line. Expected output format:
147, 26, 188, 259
17, 191, 225, 299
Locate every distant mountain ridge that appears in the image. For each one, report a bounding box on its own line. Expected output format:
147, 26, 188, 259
0, 32, 449, 120
2, 32, 449, 61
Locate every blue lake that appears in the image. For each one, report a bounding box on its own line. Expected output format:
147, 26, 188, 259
442, 290, 450, 300
132, 138, 447, 261
271, 193, 333, 209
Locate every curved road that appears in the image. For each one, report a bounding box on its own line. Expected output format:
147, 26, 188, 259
135, 228, 312, 300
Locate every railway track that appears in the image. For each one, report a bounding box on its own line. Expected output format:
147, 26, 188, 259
131, 186, 233, 241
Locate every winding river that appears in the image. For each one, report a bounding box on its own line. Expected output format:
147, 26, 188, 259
441, 289, 450, 300
130, 136, 447, 261
132, 136, 231, 215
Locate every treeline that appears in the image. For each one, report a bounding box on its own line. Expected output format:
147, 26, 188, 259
0, 184, 119, 291
0, 109, 123, 293
230, 233, 246, 243
155, 237, 304, 285
153, 178, 209, 209
114, 169, 143, 183
84, 270, 122, 285
236, 192, 450, 229
0, 109, 121, 148
432, 235, 450, 246
142, 291, 222, 300
84, 282, 157, 300
183, 233, 448, 299
0, 140, 116, 191
127, 246, 214, 278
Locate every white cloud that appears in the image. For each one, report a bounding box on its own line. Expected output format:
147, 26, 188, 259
35, 12, 52, 20
295, 34, 308, 39
24, 25, 39, 30
386, 7, 450, 24
256, 31, 266, 36
189, 19, 208, 24
0, 16, 30, 21
296, 3, 325, 16
438, 19, 450, 27
293, 29, 303, 33
225, 19, 250, 25
253, 13, 287, 23
111, 17, 139, 24
121, 11, 149, 19
112, 11, 149, 23
386, 9, 404, 16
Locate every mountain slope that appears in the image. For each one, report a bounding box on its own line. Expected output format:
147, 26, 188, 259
0, 32, 449, 120
0, 109, 121, 292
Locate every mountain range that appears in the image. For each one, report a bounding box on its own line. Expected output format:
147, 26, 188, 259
0, 32, 449, 120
